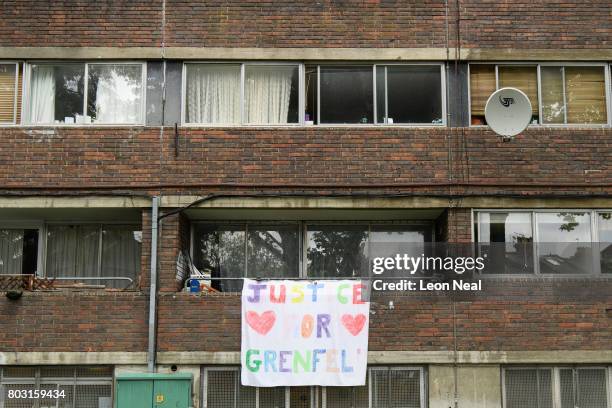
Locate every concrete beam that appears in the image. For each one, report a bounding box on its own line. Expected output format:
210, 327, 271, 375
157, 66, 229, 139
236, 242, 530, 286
2, 47, 611, 61
162, 195, 612, 210
0, 352, 147, 365
0, 196, 150, 209
156, 350, 612, 365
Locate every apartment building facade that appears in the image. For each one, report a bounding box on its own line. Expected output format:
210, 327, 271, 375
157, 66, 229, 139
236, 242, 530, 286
0, 1, 611, 407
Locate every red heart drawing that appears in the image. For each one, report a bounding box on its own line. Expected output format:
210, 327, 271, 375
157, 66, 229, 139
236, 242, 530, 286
246, 310, 276, 335
341, 314, 367, 336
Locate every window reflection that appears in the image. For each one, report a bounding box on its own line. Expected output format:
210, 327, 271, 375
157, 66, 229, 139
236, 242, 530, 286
307, 225, 369, 277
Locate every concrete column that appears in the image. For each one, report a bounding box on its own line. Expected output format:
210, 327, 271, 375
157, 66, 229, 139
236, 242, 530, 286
429, 365, 502, 408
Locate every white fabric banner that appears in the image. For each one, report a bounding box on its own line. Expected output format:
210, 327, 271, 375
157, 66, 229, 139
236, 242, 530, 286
241, 279, 369, 387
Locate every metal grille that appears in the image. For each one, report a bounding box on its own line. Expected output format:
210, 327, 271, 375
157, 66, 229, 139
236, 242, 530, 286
0, 366, 112, 408
504, 368, 553, 408
326, 386, 368, 408
206, 369, 238, 408
258, 387, 285, 408
560, 368, 609, 408
371, 368, 422, 408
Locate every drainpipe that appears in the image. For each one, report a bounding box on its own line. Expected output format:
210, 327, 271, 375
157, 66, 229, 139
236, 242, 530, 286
147, 196, 160, 372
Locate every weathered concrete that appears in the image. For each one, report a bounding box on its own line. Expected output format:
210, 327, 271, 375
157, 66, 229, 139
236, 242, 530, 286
0, 196, 150, 208
0, 352, 147, 365
429, 365, 502, 408
2, 47, 612, 61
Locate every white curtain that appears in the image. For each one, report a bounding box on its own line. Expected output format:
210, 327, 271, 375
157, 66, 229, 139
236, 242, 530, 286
186, 64, 240, 124
45, 225, 99, 279
245, 66, 293, 124
29, 66, 55, 124
101, 226, 141, 288
0, 229, 24, 275
93, 65, 142, 124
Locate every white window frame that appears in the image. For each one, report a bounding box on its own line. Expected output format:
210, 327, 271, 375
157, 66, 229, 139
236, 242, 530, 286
24, 61, 147, 126
0, 61, 22, 125
181, 61, 304, 127
472, 209, 612, 276
467, 62, 611, 128
202, 366, 426, 408
311, 62, 446, 127
502, 366, 611, 408
0, 221, 44, 276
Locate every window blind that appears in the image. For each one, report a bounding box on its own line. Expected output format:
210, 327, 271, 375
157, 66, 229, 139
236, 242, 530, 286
565, 66, 607, 124
0, 64, 17, 123
469, 65, 496, 118
498, 66, 539, 115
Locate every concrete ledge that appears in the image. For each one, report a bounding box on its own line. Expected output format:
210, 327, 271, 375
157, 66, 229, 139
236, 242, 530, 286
0, 352, 147, 365
0, 196, 150, 209
157, 350, 612, 365
2, 47, 612, 61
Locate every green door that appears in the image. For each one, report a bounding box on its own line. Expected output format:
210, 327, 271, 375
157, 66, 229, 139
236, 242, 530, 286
116, 378, 154, 408
116, 373, 192, 408
154, 379, 191, 408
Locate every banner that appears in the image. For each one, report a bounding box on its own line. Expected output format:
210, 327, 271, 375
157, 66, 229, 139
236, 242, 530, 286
241, 279, 370, 387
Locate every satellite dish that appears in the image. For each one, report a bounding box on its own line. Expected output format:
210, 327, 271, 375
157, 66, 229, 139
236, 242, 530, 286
484, 87, 532, 137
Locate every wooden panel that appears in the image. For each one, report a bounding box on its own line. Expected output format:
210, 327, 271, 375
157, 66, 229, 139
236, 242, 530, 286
469, 65, 495, 116
565, 66, 607, 124
0, 64, 17, 123
498, 66, 538, 114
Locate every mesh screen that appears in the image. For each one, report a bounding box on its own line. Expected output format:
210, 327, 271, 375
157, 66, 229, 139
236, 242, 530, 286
206, 370, 238, 408
259, 387, 285, 408
371, 369, 390, 408
389, 369, 420, 408
326, 386, 369, 408
58, 384, 75, 408
74, 384, 112, 408
40, 366, 75, 379
75, 367, 113, 378
236, 382, 255, 408
560, 368, 575, 408
576, 369, 608, 408
289, 387, 310, 408
1, 383, 36, 408
1, 367, 36, 379
504, 368, 553, 408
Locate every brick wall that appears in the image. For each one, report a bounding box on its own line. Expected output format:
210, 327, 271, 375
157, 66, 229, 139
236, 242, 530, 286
0, 127, 609, 196
0, 292, 148, 352
1, 1, 609, 49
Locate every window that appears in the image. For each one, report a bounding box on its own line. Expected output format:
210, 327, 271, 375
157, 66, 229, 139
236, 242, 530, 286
469, 64, 609, 126
0, 366, 113, 408
202, 366, 425, 408
503, 367, 610, 408
307, 64, 444, 125
27, 62, 144, 125
475, 210, 612, 275
0, 63, 22, 124
184, 63, 300, 125
45, 224, 142, 288
192, 222, 432, 291
0, 227, 39, 275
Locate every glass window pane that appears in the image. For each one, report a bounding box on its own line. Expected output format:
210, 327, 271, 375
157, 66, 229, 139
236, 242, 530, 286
46, 225, 100, 279
541, 66, 565, 124
245, 65, 299, 124
0, 229, 37, 275
370, 225, 432, 276
498, 66, 539, 123
478, 212, 534, 274
504, 369, 553, 408
186, 64, 241, 124
87, 64, 143, 124
306, 225, 368, 277
469, 64, 495, 125
193, 224, 245, 292
101, 225, 141, 288
565, 66, 607, 124
30, 63, 84, 124
536, 212, 593, 274
319, 66, 373, 124
247, 224, 299, 278
386, 65, 442, 124
305, 65, 317, 124
326, 385, 369, 408
389, 369, 421, 408
559, 368, 575, 408
598, 212, 612, 273
0, 63, 17, 123
376, 66, 386, 124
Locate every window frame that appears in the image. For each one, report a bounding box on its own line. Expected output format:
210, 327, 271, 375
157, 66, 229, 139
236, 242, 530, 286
502, 366, 611, 408
0, 221, 44, 276
0, 61, 22, 125
201, 366, 426, 408
472, 209, 612, 277
181, 61, 305, 127
312, 62, 447, 127
23, 61, 147, 126
468, 62, 611, 128
190, 220, 435, 283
